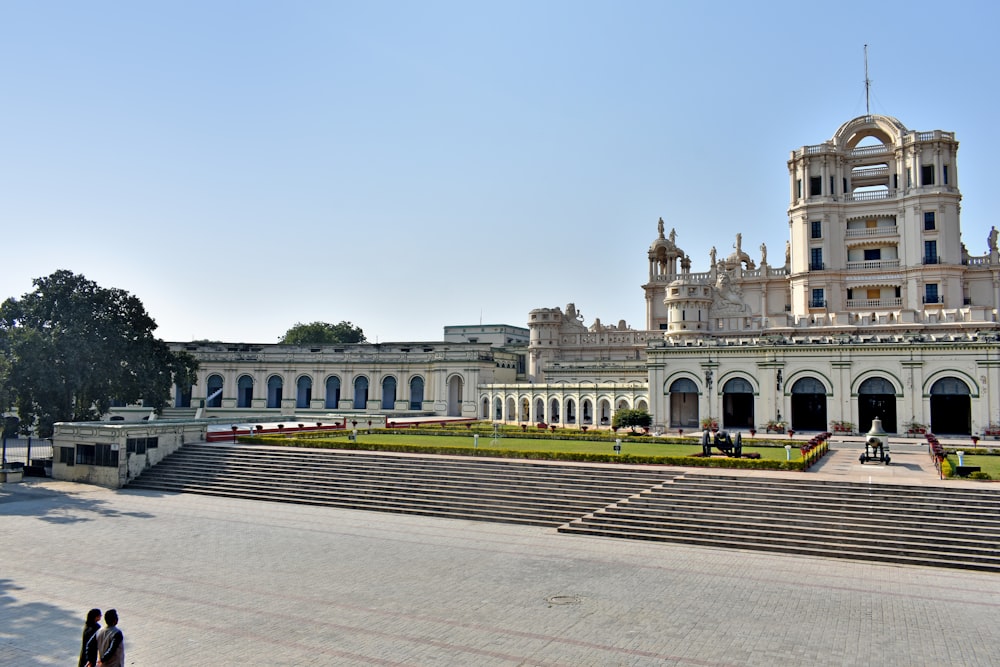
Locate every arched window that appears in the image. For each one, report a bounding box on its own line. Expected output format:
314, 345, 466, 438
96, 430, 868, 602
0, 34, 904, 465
267, 376, 283, 409
206, 374, 224, 408
409, 376, 424, 410
353, 377, 369, 410
296, 375, 313, 408
237, 375, 254, 408
382, 376, 397, 410
325, 376, 341, 409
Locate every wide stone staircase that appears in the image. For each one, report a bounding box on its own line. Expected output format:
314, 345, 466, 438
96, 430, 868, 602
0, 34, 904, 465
126, 444, 676, 526
126, 445, 1000, 571
559, 474, 1000, 572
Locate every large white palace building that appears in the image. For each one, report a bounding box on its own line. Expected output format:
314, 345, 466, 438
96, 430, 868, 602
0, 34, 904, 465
171, 114, 1000, 435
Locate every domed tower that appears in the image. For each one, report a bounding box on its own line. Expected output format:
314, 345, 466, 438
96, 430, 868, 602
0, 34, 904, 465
663, 279, 714, 334
644, 218, 689, 330
527, 306, 564, 381
787, 114, 962, 319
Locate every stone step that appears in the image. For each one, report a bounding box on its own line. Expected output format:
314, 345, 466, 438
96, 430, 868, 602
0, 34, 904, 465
557, 522, 1000, 572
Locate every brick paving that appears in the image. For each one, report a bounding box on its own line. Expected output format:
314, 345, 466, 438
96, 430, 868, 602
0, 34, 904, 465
3, 470, 1000, 666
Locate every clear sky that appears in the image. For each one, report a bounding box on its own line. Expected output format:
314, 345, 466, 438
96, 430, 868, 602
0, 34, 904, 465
3, 1, 998, 344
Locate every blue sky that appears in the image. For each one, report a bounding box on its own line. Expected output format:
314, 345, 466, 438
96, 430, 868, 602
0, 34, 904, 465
2, 1, 998, 343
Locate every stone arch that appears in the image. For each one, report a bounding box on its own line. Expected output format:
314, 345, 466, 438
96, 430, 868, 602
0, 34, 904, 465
266, 375, 283, 409
206, 374, 224, 408
667, 377, 699, 429
409, 376, 424, 410
929, 376, 972, 435
325, 375, 341, 409
237, 374, 254, 408
381, 376, 397, 410
296, 375, 313, 409
353, 376, 369, 410
447, 375, 463, 417
722, 376, 754, 430
790, 376, 827, 432
857, 376, 898, 433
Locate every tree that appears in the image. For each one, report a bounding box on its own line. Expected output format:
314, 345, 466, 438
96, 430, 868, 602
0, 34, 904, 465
279, 321, 366, 345
0, 270, 199, 437
612, 409, 653, 432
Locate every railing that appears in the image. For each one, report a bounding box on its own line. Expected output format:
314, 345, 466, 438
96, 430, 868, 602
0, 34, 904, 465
1, 437, 53, 467
923, 256, 940, 265
923, 295, 944, 304
845, 226, 897, 238
846, 298, 902, 309
846, 259, 900, 271
809, 263, 825, 271
851, 145, 889, 157
851, 166, 889, 178
809, 300, 827, 309
844, 189, 895, 202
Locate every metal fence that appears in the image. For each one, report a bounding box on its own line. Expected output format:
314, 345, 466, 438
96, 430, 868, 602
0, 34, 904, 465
1, 437, 54, 467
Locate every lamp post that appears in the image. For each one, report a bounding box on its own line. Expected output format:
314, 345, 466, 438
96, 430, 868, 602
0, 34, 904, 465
704, 367, 714, 427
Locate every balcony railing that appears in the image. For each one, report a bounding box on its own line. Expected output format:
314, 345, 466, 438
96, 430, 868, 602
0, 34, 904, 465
844, 189, 896, 202
809, 262, 825, 271
851, 166, 889, 179
923, 256, 940, 265
844, 226, 897, 239
923, 295, 944, 304
846, 298, 902, 309
809, 300, 827, 309
846, 259, 901, 271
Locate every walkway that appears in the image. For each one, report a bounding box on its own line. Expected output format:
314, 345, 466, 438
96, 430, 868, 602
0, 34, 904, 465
2, 472, 999, 665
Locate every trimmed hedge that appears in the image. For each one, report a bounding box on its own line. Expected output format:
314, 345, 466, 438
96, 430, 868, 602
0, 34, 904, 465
242, 435, 808, 470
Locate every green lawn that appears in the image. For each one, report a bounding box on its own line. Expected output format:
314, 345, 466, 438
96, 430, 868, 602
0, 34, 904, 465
947, 453, 1000, 477
323, 432, 801, 462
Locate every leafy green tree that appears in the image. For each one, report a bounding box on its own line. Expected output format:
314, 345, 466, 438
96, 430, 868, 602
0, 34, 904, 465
612, 409, 653, 432
279, 321, 366, 345
0, 270, 199, 437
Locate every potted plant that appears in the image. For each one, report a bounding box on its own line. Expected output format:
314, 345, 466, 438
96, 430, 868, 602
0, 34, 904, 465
748, 428, 756, 438
699, 417, 718, 431
903, 419, 927, 435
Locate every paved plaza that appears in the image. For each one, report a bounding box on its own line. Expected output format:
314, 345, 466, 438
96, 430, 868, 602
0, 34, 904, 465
2, 463, 999, 667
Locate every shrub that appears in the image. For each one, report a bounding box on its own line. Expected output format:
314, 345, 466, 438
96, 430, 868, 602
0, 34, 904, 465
969, 471, 992, 480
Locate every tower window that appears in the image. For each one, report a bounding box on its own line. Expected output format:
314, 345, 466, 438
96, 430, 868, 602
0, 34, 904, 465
924, 212, 936, 230
921, 165, 935, 186
810, 289, 825, 308
924, 240, 938, 264
810, 248, 824, 271
943, 165, 949, 185
924, 283, 940, 304
811, 220, 822, 239
809, 176, 822, 197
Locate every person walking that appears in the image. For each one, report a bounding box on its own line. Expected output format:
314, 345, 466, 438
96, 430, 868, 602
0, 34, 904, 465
94, 608, 125, 667
78, 608, 101, 667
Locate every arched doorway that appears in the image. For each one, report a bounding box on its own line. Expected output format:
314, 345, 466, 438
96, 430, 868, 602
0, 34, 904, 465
582, 399, 593, 425
534, 398, 545, 423
381, 376, 397, 410
353, 376, 369, 410
549, 398, 561, 423
506, 397, 515, 421
237, 375, 254, 408
790, 377, 827, 431
409, 377, 424, 410
481, 397, 490, 419
325, 376, 341, 409
566, 398, 576, 424
858, 377, 897, 433
930, 377, 971, 435
447, 376, 463, 416
668, 378, 699, 429
267, 376, 283, 409
598, 399, 611, 426
520, 398, 530, 422
296, 375, 312, 408
206, 374, 224, 408
722, 377, 754, 429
